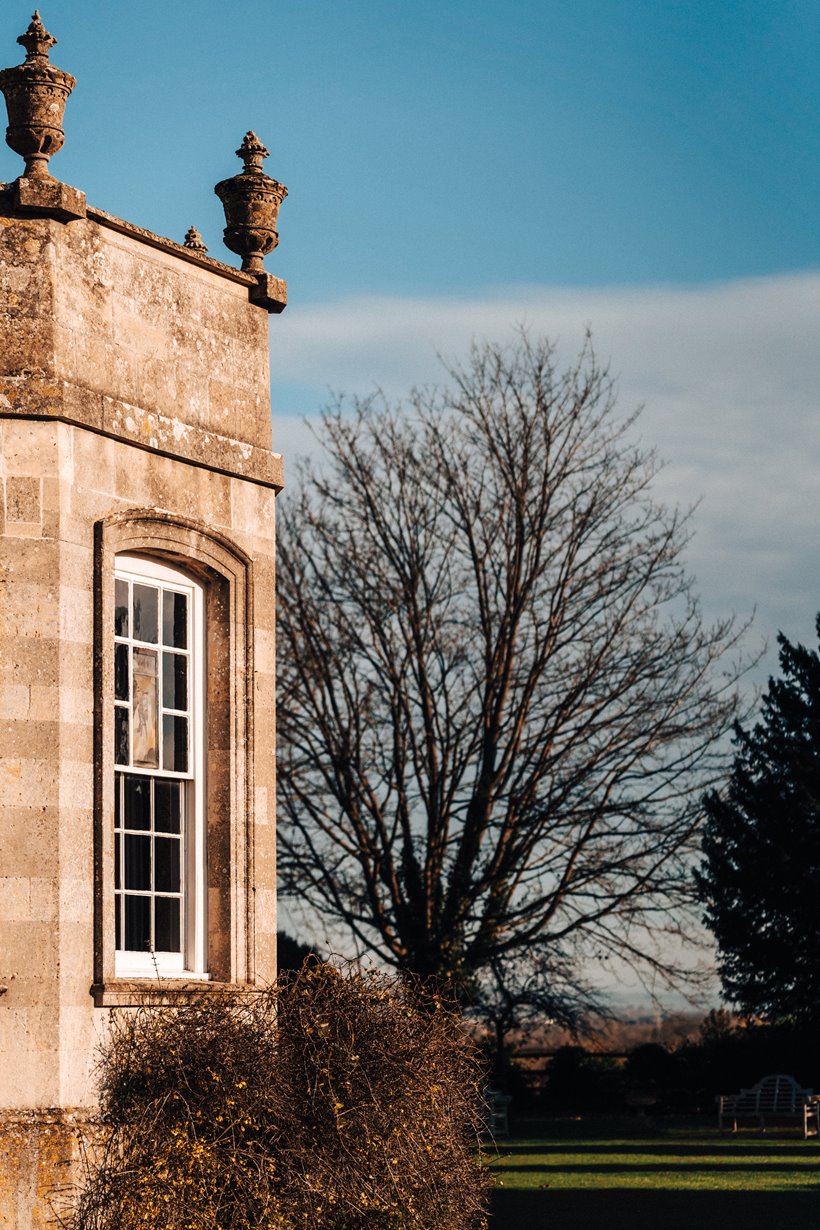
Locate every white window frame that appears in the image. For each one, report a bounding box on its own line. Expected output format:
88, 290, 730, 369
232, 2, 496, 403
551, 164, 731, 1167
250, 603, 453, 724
113, 553, 207, 979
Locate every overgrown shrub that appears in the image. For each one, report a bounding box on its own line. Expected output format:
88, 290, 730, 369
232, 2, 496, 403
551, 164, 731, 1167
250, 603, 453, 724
71, 962, 487, 1230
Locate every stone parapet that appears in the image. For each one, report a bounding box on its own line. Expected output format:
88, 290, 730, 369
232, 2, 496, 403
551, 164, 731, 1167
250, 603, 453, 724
0, 184, 286, 310
85, 203, 286, 307
0, 194, 286, 489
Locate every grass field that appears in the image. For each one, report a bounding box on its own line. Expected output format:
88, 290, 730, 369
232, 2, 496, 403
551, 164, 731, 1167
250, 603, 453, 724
486, 1118, 820, 1230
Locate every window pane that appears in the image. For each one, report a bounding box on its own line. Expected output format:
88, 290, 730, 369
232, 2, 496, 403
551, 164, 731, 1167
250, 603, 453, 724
124, 895, 150, 951
115, 644, 129, 701
124, 836, 151, 890
115, 579, 129, 637
114, 707, 129, 765
154, 898, 180, 953
163, 591, 188, 649
132, 649, 159, 769
124, 775, 150, 830
133, 584, 159, 644
162, 652, 188, 712
155, 780, 181, 834
154, 837, 180, 894
115, 835, 121, 889
162, 715, 188, 773
115, 896, 121, 949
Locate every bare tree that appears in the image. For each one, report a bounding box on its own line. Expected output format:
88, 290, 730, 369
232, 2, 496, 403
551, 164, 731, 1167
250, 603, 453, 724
276, 335, 749, 995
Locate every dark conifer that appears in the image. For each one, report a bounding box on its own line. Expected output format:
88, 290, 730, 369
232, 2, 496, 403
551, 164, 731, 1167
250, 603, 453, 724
698, 616, 820, 1021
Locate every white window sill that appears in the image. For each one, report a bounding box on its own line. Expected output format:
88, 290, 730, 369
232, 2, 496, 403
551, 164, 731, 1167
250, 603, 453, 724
114, 967, 211, 981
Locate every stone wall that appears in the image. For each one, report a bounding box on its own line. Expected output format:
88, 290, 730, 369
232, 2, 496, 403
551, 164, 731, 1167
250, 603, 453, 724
0, 1111, 93, 1230
0, 195, 283, 1226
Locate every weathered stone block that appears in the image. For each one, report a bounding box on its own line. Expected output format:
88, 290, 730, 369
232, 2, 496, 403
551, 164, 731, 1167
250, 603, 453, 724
13, 176, 86, 222
249, 271, 287, 313
0, 806, 60, 875
5, 475, 41, 524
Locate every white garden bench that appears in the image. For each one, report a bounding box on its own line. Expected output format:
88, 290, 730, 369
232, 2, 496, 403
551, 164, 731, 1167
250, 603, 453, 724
717, 1073, 820, 1139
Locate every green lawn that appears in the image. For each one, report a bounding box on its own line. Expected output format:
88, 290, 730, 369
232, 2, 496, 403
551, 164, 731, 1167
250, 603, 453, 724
486, 1118, 820, 1230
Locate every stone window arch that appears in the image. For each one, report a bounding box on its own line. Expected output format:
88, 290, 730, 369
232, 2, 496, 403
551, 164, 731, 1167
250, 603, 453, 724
92, 510, 255, 1004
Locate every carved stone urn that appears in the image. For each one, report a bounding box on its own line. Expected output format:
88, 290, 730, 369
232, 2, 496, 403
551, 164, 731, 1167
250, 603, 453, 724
0, 11, 76, 179
214, 132, 287, 273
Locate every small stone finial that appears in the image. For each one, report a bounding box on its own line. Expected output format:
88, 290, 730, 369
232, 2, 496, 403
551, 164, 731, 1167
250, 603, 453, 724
0, 11, 76, 179
214, 131, 288, 275
236, 131, 269, 174
183, 225, 208, 253
17, 11, 57, 63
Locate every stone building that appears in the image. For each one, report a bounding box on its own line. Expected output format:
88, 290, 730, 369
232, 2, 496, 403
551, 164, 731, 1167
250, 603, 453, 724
0, 15, 287, 1227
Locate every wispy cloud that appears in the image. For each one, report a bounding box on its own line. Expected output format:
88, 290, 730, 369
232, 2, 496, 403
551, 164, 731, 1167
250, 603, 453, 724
270, 273, 820, 680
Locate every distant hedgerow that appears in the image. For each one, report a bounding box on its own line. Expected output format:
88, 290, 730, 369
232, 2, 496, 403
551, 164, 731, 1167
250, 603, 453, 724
71, 962, 488, 1230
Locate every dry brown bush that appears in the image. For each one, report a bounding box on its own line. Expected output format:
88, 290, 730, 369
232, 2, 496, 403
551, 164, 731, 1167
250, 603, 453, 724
70, 962, 488, 1230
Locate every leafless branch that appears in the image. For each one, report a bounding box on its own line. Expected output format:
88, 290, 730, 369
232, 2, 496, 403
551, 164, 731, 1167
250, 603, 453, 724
277, 334, 755, 996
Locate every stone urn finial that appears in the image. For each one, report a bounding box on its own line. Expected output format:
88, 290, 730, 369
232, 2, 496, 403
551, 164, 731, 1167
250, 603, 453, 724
214, 131, 288, 274
0, 11, 76, 179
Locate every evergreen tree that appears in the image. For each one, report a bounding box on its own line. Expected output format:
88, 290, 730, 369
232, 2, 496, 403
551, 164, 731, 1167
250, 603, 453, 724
698, 616, 820, 1022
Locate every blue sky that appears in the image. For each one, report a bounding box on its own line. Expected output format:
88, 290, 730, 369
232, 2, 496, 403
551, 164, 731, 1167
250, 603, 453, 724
1, 4, 819, 660
2, 3, 819, 296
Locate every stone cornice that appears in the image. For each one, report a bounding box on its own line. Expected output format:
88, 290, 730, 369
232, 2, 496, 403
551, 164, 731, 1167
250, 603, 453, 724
0, 398, 284, 491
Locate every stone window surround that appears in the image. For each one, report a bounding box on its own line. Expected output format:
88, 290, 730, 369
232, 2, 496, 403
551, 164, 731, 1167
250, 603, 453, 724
92, 509, 255, 1007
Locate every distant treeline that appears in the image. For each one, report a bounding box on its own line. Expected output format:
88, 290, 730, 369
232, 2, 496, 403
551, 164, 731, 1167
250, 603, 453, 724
489, 1012, 820, 1115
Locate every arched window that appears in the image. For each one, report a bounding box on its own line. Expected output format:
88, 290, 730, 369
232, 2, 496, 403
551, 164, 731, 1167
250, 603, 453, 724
112, 554, 206, 977
93, 511, 258, 1005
